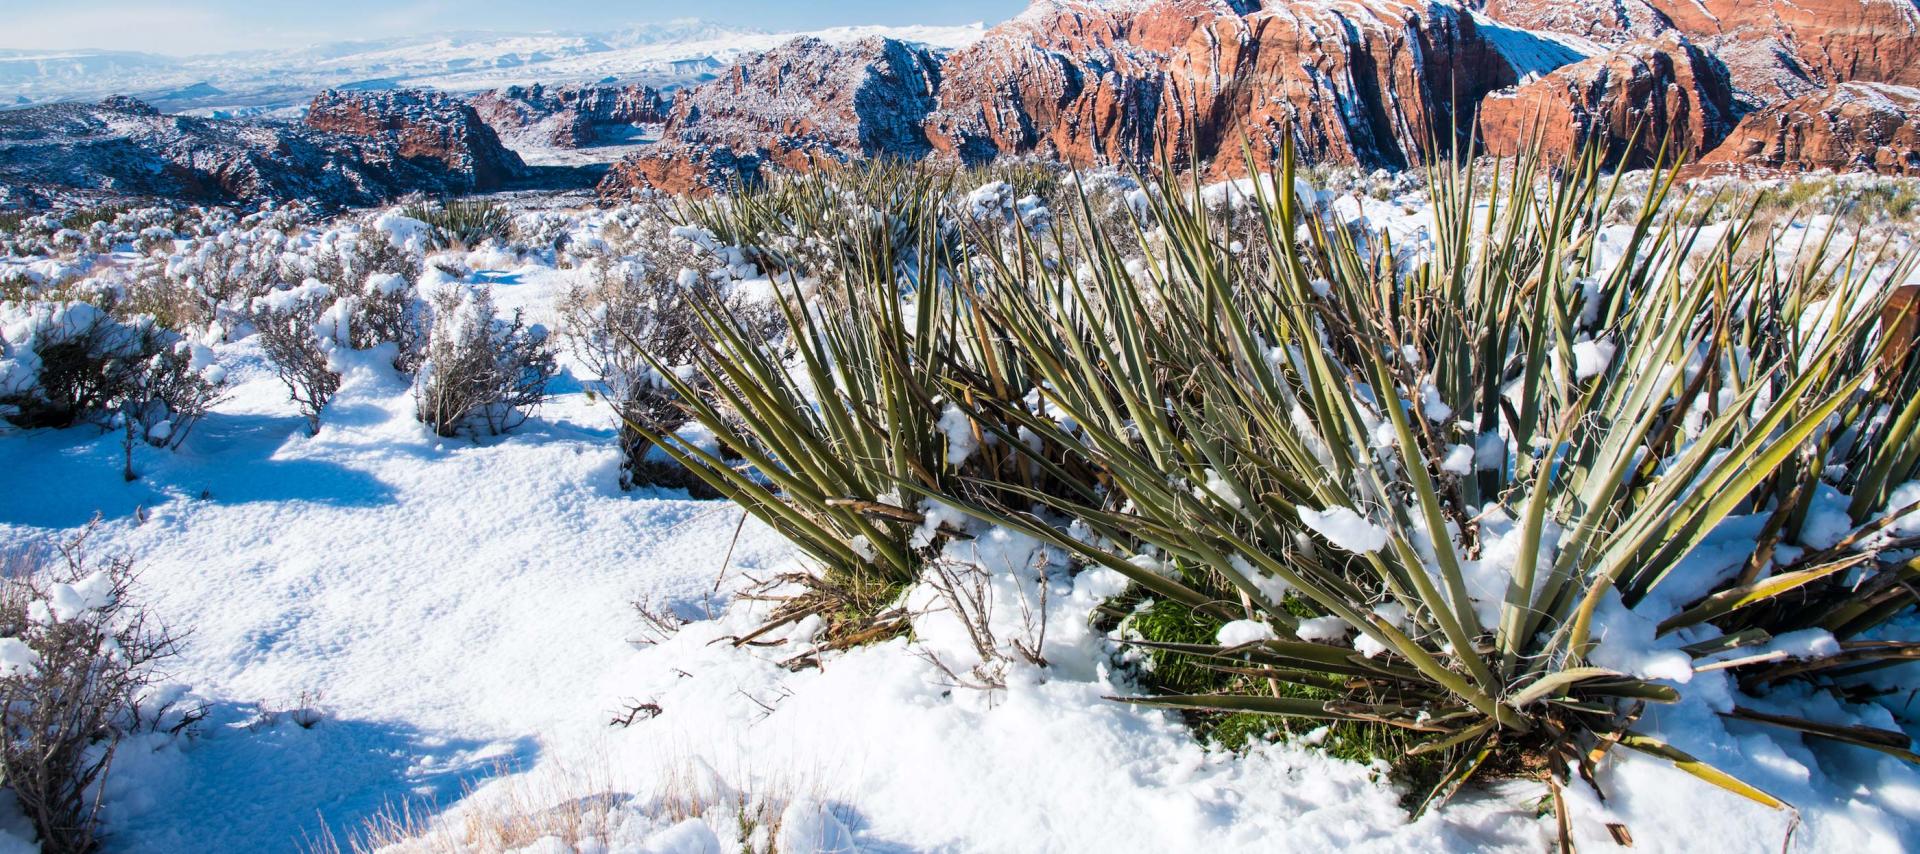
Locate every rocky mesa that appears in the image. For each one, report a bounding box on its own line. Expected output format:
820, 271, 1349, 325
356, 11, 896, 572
305, 89, 526, 192
0, 95, 522, 209
595, 0, 1920, 196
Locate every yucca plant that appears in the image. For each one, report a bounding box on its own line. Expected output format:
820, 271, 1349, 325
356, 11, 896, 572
622, 167, 1038, 646
401, 199, 512, 251
620, 143, 1920, 835
914, 141, 1920, 820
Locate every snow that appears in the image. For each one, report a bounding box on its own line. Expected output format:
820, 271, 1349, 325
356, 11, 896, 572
32, 571, 116, 623
1295, 616, 1350, 643
1474, 431, 1506, 473
1468, 11, 1601, 80
0, 639, 38, 678
938, 402, 978, 466
1572, 338, 1616, 379
1586, 590, 1696, 685
1, 181, 1918, 854
1295, 505, 1389, 554
1216, 620, 1276, 647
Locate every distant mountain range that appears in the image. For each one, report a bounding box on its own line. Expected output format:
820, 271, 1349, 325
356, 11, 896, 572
0, 18, 987, 117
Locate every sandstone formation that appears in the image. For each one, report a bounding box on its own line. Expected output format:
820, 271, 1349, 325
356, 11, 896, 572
1478, 0, 1920, 106
597, 35, 942, 197
305, 89, 525, 191
598, 142, 765, 199
1698, 82, 1920, 174
1477, 33, 1738, 166
922, 0, 1533, 175
0, 97, 516, 207
470, 83, 668, 148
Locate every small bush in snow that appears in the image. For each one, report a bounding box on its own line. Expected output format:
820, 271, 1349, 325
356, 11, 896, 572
413, 285, 557, 438
0, 302, 225, 472
562, 255, 776, 494
250, 272, 427, 433
250, 280, 342, 434
305, 224, 425, 304
0, 529, 192, 853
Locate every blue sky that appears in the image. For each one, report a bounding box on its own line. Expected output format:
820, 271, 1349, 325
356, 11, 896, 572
0, 1, 1028, 55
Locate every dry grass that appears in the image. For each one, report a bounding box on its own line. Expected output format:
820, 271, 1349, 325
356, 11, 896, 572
302, 755, 829, 854
302, 760, 625, 854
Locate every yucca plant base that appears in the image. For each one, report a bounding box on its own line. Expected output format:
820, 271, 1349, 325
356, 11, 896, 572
634, 146, 1920, 840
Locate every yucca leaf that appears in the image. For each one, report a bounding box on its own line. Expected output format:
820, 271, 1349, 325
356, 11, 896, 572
1616, 732, 1788, 810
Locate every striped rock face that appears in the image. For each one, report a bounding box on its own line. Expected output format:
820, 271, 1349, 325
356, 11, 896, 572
922, 0, 1527, 175
1477, 0, 1920, 105
1476, 32, 1739, 168
1698, 82, 1920, 175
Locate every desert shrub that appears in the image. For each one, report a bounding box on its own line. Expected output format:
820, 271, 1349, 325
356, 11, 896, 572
250, 280, 344, 434
632, 166, 1076, 643
0, 300, 225, 478
58, 206, 130, 234
665, 147, 1920, 836
114, 220, 312, 339
304, 224, 426, 303
341, 272, 429, 372
562, 240, 781, 494
251, 270, 428, 433
413, 285, 557, 438
510, 210, 579, 259
110, 334, 223, 480
400, 200, 512, 252
0, 529, 194, 853
684, 160, 967, 281
303, 758, 836, 854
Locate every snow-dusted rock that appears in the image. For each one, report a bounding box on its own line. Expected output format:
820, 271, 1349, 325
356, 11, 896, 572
470, 82, 667, 148
1477, 32, 1738, 167
1698, 82, 1920, 175
0, 95, 513, 207
304, 89, 526, 191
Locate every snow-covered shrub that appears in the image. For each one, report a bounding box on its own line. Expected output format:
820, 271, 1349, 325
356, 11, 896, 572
562, 252, 777, 494
0, 530, 192, 853
683, 162, 963, 281
305, 223, 426, 298
250, 272, 428, 433
632, 167, 1052, 639
154, 227, 289, 335
308, 757, 832, 854
250, 279, 342, 434
339, 271, 429, 372
413, 285, 556, 438
511, 210, 579, 260
0, 301, 222, 433
563, 259, 707, 492
110, 334, 224, 480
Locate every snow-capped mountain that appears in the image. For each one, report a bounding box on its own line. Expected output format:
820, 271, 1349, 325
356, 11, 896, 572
0, 18, 988, 117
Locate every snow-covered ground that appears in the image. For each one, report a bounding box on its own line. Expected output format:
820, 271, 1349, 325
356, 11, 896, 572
0, 185, 1918, 852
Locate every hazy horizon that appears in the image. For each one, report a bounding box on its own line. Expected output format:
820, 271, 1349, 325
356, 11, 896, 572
0, 1, 1027, 57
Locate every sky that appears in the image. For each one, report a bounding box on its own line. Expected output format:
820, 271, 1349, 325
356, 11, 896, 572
0, 0, 1030, 55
